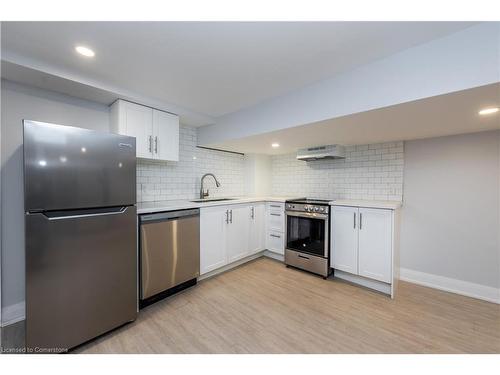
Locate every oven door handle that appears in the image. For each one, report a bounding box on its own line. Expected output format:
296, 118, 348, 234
285, 211, 328, 220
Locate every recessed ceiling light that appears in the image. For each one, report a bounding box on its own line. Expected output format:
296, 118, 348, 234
478, 107, 499, 116
271, 143, 280, 148
75, 45, 95, 58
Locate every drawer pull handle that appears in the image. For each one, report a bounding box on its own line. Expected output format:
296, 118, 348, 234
270, 204, 281, 208
270, 234, 281, 238
270, 213, 281, 217
298, 255, 310, 260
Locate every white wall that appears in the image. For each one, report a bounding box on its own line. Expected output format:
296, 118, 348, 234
271, 141, 404, 201
400, 131, 500, 293
0, 80, 110, 324
199, 23, 500, 146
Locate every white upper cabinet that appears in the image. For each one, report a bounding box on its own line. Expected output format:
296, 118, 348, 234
331, 206, 359, 274
111, 100, 153, 158
153, 109, 179, 162
358, 208, 392, 283
110, 99, 179, 161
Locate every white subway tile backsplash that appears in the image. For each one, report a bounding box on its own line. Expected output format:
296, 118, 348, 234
271, 141, 404, 201
136, 126, 245, 202
137, 127, 404, 203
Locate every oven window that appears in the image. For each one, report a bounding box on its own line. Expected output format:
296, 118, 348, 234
286, 215, 326, 257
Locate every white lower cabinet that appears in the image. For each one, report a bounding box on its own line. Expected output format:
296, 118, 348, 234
249, 203, 265, 254
266, 231, 284, 255
226, 205, 251, 263
200, 203, 266, 275
358, 208, 392, 283
331, 205, 396, 293
331, 206, 358, 274
200, 206, 227, 274
265, 202, 285, 255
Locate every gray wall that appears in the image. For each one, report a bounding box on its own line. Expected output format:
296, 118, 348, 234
1, 80, 110, 312
400, 131, 500, 288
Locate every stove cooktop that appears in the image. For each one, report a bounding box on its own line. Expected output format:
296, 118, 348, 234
286, 198, 331, 206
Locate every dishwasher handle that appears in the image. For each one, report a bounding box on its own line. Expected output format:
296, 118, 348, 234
140, 208, 200, 223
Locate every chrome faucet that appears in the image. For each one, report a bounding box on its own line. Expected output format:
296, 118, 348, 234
199, 173, 221, 199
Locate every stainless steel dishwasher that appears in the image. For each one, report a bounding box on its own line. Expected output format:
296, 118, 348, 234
139, 209, 200, 307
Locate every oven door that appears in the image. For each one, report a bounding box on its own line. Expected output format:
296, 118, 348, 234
285, 211, 329, 258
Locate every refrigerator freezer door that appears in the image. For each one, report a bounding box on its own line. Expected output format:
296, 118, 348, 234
23, 120, 136, 211
25, 206, 138, 351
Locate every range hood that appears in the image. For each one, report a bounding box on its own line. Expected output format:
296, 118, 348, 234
296, 145, 346, 161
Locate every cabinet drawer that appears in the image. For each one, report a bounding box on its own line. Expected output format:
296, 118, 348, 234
266, 230, 284, 255
267, 209, 284, 232
266, 202, 284, 211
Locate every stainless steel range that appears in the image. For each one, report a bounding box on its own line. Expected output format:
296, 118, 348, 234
284, 198, 331, 278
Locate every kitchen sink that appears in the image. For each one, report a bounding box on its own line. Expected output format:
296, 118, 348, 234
190, 198, 237, 203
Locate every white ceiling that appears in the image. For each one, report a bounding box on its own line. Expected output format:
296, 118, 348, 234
1, 21, 476, 120
210, 83, 500, 154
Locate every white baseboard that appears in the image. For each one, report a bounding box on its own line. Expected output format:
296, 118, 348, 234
400, 268, 500, 304
1, 302, 25, 327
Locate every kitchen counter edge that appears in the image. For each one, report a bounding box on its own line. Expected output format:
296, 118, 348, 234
137, 197, 299, 215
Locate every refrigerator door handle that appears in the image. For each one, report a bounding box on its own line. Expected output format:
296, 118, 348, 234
40, 206, 129, 221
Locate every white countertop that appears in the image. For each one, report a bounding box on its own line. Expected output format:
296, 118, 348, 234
329, 199, 402, 210
137, 196, 402, 214
137, 196, 300, 214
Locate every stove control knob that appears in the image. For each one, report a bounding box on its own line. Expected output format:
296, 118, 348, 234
314, 207, 320, 212
319, 207, 324, 212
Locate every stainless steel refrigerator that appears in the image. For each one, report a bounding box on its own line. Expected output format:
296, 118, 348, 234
23, 120, 138, 352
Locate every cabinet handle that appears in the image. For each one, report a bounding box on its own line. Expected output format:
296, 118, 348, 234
359, 213, 363, 230
225, 210, 229, 224
270, 234, 281, 238
270, 213, 281, 217
270, 204, 281, 208
154, 136, 158, 154
251, 207, 254, 219
353, 212, 356, 229
230, 209, 233, 224
148, 135, 153, 153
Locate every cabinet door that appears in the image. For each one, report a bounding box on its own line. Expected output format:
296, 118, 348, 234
249, 203, 265, 254
200, 207, 227, 275
266, 230, 284, 254
226, 206, 251, 263
358, 208, 392, 283
331, 206, 359, 274
152, 110, 179, 161
123, 101, 153, 159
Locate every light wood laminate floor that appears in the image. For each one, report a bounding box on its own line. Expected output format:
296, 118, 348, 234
76, 257, 500, 354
